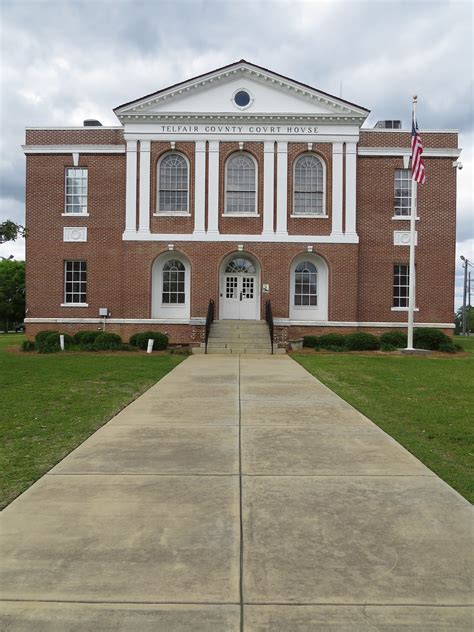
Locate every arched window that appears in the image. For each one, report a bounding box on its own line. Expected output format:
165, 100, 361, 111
158, 153, 189, 213
293, 154, 324, 216
162, 259, 186, 304
225, 258, 256, 274
294, 261, 318, 306
225, 153, 257, 214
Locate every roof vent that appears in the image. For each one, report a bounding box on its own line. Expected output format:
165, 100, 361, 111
83, 119, 102, 127
375, 120, 402, 129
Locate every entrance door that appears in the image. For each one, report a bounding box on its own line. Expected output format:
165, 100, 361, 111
221, 256, 259, 320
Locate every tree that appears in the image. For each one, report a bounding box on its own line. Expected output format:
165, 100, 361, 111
0, 259, 25, 331
0, 220, 26, 244
454, 305, 474, 335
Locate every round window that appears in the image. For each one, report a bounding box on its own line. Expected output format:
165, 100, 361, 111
234, 90, 251, 108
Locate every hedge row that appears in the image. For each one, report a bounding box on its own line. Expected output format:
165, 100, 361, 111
302, 328, 460, 353
22, 330, 169, 353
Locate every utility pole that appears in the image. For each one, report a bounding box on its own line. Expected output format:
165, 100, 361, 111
468, 271, 472, 336
460, 256, 471, 336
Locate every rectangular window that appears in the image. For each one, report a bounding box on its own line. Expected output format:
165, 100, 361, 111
65, 168, 88, 214
393, 264, 409, 307
394, 169, 412, 216
64, 260, 87, 304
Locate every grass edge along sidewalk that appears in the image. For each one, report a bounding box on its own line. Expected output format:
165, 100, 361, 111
0, 334, 184, 510
293, 336, 474, 503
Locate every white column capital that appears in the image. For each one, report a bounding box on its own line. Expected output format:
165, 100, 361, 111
332, 142, 344, 154
345, 142, 357, 155
126, 140, 138, 152
140, 139, 151, 152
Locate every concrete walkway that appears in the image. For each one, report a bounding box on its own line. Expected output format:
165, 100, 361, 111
1, 355, 472, 631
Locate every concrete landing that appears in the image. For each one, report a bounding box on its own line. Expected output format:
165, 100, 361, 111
1, 355, 472, 631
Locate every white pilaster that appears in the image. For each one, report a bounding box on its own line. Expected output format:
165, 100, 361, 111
276, 141, 288, 235
194, 140, 206, 234
331, 142, 343, 237
125, 140, 137, 232
345, 142, 357, 236
138, 140, 151, 233
263, 141, 275, 235
207, 140, 220, 235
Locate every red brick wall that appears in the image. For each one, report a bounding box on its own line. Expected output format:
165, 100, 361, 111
26, 128, 124, 145
359, 130, 458, 148
356, 156, 456, 324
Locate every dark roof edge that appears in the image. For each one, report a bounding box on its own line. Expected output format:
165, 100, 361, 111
114, 59, 370, 114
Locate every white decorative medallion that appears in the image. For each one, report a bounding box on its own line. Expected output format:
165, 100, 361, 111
64, 227, 87, 242
394, 230, 417, 246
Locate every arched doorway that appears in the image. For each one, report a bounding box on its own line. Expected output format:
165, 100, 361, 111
151, 252, 191, 319
220, 254, 260, 320
289, 253, 328, 321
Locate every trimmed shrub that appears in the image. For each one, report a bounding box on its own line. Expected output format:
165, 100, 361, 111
35, 330, 59, 345
129, 331, 169, 351
323, 344, 347, 353
21, 340, 36, 352
413, 328, 451, 351
379, 331, 407, 348
36, 331, 73, 353
73, 330, 101, 344
93, 332, 122, 350
380, 342, 397, 352
303, 335, 319, 348
345, 332, 380, 351
316, 333, 347, 349
439, 342, 457, 354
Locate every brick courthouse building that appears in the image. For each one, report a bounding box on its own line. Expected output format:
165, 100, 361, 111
23, 60, 460, 347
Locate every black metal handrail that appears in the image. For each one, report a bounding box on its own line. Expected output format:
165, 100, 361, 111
265, 299, 274, 354
205, 299, 215, 354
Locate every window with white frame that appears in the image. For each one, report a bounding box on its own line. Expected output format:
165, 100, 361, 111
65, 168, 88, 214
225, 153, 257, 214
294, 261, 318, 306
162, 259, 186, 304
293, 154, 324, 215
394, 169, 412, 216
158, 153, 189, 213
393, 264, 409, 307
64, 260, 87, 304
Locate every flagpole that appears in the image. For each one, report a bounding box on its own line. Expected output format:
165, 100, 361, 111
406, 95, 418, 350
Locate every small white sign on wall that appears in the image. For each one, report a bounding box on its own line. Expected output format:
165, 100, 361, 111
394, 231, 417, 246
64, 227, 87, 242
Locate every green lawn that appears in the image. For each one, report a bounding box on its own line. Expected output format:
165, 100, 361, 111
293, 336, 474, 503
0, 334, 184, 509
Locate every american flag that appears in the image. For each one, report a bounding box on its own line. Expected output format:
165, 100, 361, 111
411, 115, 426, 184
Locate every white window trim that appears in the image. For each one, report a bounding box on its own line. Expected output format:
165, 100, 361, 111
289, 253, 328, 321
290, 214, 329, 219
61, 303, 89, 308
392, 216, 420, 221
157, 151, 190, 215
224, 151, 258, 216
231, 87, 254, 111
151, 251, 190, 319
65, 167, 88, 215
292, 152, 327, 217
153, 212, 192, 217
391, 307, 419, 312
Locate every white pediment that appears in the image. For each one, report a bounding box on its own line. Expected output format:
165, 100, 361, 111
115, 61, 369, 123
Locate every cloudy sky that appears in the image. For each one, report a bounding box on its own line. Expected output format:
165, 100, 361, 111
0, 0, 472, 307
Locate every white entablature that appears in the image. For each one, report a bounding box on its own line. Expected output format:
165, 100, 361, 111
114, 59, 370, 126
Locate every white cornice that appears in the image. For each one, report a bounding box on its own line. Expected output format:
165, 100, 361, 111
25, 126, 123, 130
122, 230, 359, 244
361, 128, 458, 134
115, 64, 369, 119
358, 147, 461, 158
23, 145, 125, 154
274, 319, 455, 329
